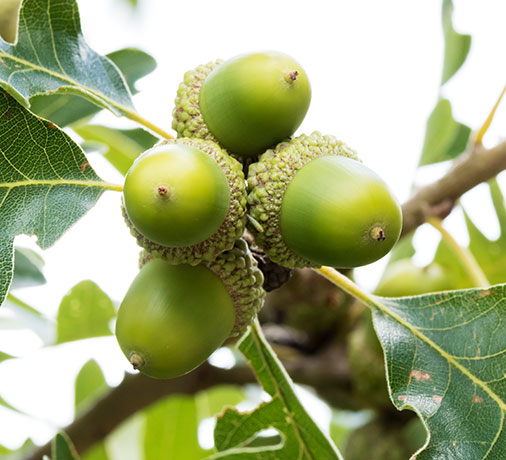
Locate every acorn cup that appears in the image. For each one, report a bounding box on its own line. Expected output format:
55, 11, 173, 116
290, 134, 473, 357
122, 138, 247, 265
247, 132, 403, 269
116, 240, 265, 379
172, 51, 311, 159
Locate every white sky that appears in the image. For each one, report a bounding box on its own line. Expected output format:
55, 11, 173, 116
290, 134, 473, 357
0, 0, 505, 452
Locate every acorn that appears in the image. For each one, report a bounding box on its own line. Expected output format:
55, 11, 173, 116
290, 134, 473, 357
374, 259, 456, 297
247, 132, 402, 268
115, 239, 265, 379
122, 138, 247, 265
172, 51, 311, 158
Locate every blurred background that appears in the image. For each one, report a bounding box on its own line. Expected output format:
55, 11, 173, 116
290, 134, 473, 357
0, 0, 505, 458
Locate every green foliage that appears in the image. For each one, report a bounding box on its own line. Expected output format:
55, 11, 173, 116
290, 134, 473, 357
52, 433, 79, 460
30, 48, 157, 127
463, 181, 506, 285
418, 0, 472, 165
11, 247, 46, 289
419, 98, 471, 165
0, 89, 112, 308
75, 360, 110, 460
75, 360, 109, 413
441, 0, 472, 85
144, 396, 208, 460
76, 126, 159, 175
57, 281, 116, 343
0, 0, 133, 116
372, 286, 506, 458
211, 321, 342, 459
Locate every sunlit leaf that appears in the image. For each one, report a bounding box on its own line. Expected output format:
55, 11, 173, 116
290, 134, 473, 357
11, 247, 45, 289
0, 0, 21, 43
76, 125, 158, 175
419, 98, 471, 165
0, 0, 133, 117
144, 396, 207, 460
441, 0, 471, 85
0, 294, 54, 343
56, 281, 115, 343
211, 321, 342, 459
75, 359, 109, 413
52, 432, 79, 460
75, 360, 110, 460
29, 48, 157, 127
0, 89, 115, 308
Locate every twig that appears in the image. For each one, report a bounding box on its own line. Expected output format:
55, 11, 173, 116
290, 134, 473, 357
401, 140, 506, 237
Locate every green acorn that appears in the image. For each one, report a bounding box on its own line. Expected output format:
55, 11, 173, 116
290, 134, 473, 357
116, 239, 265, 379
374, 259, 456, 297
247, 132, 402, 268
172, 51, 311, 158
122, 138, 247, 265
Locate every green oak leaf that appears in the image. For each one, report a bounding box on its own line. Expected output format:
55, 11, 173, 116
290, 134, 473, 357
75, 125, 158, 175
52, 433, 79, 460
57, 281, 115, 343
441, 0, 472, 85
462, 181, 506, 285
372, 285, 506, 459
432, 235, 475, 290
0, 294, 54, 344
75, 360, 110, 460
143, 386, 245, 460
75, 359, 109, 413
144, 396, 208, 460
29, 48, 157, 127
419, 98, 471, 165
0, 89, 117, 308
0, 0, 134, 117
11, 246, 46, 289
210, 320, 342, 459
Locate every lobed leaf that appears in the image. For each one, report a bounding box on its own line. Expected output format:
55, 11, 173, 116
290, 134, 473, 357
0, 0, 133, 116
29, 48, 157, 127
419, 98, 471, 165
372, 285, 506, 459
441, 0, 472, 85
0, 88, 117, 308
56, 281, 115, 344
211, 321, 342, 459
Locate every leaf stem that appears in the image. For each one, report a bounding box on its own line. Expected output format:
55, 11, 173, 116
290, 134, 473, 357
125, 112, 174, 140
103, 182, 123, 192
315, 266, 376, 308
427, 217, 489, 287
475, 83, 506, 145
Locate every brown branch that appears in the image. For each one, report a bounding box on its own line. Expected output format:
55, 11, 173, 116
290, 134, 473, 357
22, 345, 353, 460
401, 140, 506, 236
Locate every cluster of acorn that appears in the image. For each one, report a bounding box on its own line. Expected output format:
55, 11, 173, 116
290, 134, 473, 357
115, 51, 403, 379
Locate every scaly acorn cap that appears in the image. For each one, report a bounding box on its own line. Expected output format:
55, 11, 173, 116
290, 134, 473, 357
140, 239, 266, 338
247, 132, 359, 268
123, 137, 247, 265
172, 60, 222, 142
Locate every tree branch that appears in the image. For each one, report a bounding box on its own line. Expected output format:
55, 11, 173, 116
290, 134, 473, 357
401, 140, 506, 236
22, 345, 353, 460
